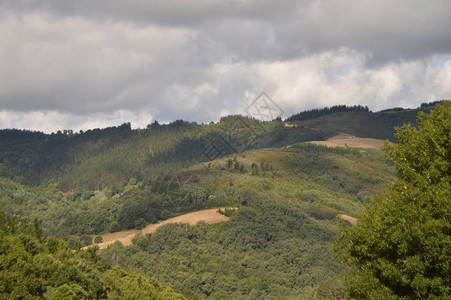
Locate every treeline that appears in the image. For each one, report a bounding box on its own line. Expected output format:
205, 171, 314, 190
420, 99, 447, 108
0, 211, 185, 299
285, 105, 370, 122
378, 100, 446, 112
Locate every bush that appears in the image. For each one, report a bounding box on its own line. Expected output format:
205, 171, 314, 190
134, 218, 147, 230
79, 235, 93, 247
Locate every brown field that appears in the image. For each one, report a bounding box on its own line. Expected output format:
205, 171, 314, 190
309, 133, 386, 149
338, 214, 357, 225
84, 208, 231, 250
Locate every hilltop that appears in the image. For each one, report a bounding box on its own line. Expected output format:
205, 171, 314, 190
284, 101, 441, 141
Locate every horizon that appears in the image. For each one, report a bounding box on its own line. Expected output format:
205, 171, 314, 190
0, 101, 440, 134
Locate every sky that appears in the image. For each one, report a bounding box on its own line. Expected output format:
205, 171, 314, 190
0, 0, 450, 133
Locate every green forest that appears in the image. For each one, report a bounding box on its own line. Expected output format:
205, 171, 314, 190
0, 101, 449, 299
0, 211, 185, 299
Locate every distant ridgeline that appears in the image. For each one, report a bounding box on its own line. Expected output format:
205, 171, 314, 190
285, 100, 447, 122
0, 116, 326, 189
0, 100, 445, 190
285, 105, 370, 122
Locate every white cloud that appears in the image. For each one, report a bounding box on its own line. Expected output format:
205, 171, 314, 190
0, 1, 450, 132
0, 109, 153, 133
435, 60, 451, 94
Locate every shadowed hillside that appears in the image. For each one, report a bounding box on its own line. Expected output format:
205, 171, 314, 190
285, 103, 440, 141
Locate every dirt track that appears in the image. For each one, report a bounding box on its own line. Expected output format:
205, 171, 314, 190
85, 208, 230, 250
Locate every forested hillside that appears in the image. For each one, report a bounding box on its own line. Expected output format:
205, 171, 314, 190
285, 101, 442, 141
96, 143, 396, 298
0, 101, 447, 299
0, 212, 185, 299
0, 117, 328, 190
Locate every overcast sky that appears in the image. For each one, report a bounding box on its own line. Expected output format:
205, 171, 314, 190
0, 0, 450, 133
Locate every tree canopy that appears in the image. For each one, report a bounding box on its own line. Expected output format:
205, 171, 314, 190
336, 101, 451, 299
0, 211, 185, 299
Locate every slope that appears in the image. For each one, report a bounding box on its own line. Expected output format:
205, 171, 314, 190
97, 143, 396, 299
0, 211, 185, 299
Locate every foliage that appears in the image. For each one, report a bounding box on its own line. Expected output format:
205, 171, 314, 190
0, 103, 417, 299
285, 105, 370, 122
102, 191, 343, 299
96, 144, 396, 299
336, 101, 451, 299
216, 207, 237, 217
0, 211, 185, 299
0, 115, 326, 191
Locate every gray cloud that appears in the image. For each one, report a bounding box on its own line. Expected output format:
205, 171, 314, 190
0, 0, 450, 132
3, 0, 450, 63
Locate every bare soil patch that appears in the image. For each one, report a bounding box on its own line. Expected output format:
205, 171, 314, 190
310, 133, 386, 149
84, 208, 231, 250
338, 214, 357, 225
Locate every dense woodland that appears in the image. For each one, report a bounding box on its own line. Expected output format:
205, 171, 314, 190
0, 212, 185, 299
0, 102, 449, 299
0, 116, 330, 190
285, 105, 370, 122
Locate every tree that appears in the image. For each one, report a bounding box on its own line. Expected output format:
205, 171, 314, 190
79, 235, 93, 247
336, 101, 451, 299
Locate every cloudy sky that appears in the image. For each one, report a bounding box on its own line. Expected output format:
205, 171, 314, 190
0, 0, 450, 133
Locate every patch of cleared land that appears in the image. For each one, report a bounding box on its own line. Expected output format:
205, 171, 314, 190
85, 208, 231, 250
338, 214, 357, 225
310, 133, 386, 149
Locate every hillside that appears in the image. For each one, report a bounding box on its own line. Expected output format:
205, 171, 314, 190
0, 103, 439, 191
309, 133, 386, 149
0, 102, 444, 299
0, 136, 396, 298
0, 117, 328, 190
286, 106, 435, 141
0, 212, 185, 299
95, 143, 396, 298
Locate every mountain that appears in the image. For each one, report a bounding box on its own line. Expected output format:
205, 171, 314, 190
0, 101, 445, 299
0, 102, 441, 190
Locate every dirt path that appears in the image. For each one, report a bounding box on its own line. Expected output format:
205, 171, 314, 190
310, 133, 386, 149
85, 208, 231, 250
